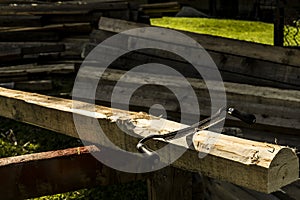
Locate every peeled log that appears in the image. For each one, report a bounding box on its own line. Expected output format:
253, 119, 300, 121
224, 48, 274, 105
192, 130, 299, 193
0, 87, 298, 193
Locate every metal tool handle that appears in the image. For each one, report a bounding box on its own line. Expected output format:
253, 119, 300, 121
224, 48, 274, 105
136, 107, 256, 164
227, 108, 256, 125
136, 143, 160, 164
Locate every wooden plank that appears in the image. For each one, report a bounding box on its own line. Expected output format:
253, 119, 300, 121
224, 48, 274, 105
21, 44, 65, 55
2, 23, 92, 34
0, 1, 129, 15
84, 38, 300, 89
0, 87, 298, 193
0, 15, 42, 27
279, 180, 300, 200
203, 177, 282, 200
0, 145, 145, 200
0, 23, 91, 42
139, 2, 181, 16
98, 17, 300, 67
0, 80, 53, 91
61, 37, 90, 58
0, 41, 85, 59
0, 48, 22, 62
0, 31, 60, 42
139, 2, 181, 9
78, 67, 300, 132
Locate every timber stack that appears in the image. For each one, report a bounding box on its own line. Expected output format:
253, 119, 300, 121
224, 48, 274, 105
0, 1, 299, 200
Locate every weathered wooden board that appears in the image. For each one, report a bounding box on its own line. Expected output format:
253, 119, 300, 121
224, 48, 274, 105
147, 167, 193, 200
0, 80, 52, 91
95, 17, 300, 89
0, 1, 129, 15
139, 1, 181, 17
0, 15, 42, 27
98, 17, 300, 67
0, 40, 85, 60
0, 48, 22, 62
0, 87, 298, 193
0, 145, 146, 200
84, 37, 300, 89
0, 31, 60, 42
2, 23, 92, 34
0, 63, 75, 83
77, 67, 300, 132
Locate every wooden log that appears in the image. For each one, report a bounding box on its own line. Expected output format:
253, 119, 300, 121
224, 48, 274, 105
0, 86, 298, 193
98, 17, 300, 68
192, 130, 298, 193
0, 145, 145, 200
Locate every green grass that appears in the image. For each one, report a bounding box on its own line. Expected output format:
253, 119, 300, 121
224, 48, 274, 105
151, 17, 274, 45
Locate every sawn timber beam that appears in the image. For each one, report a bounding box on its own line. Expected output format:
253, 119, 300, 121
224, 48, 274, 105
0, 87, 298, 193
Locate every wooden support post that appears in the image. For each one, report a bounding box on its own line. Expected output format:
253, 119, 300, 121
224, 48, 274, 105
274, 0, 284, 46
147, 167, 193, 200
0, 87, 298, 193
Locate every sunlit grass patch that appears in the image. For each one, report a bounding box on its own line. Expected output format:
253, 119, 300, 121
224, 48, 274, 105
151, 17, 274, 45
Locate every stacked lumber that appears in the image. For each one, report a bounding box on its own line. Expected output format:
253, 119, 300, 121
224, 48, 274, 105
0, 0, 137, 91
0, 7, 299, 199
138, 2, 181, 18
78, 17, 300, 199
0, 0, 139, 64
0, 63, 75, 91
78, 67, 300, 146
86, 17, 300, 90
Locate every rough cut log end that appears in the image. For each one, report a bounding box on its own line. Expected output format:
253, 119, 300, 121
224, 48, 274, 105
193, 131, 299, 193
268, 147, 299, 193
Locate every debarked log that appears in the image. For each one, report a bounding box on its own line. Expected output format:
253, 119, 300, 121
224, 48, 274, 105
0, 87, 298, 193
